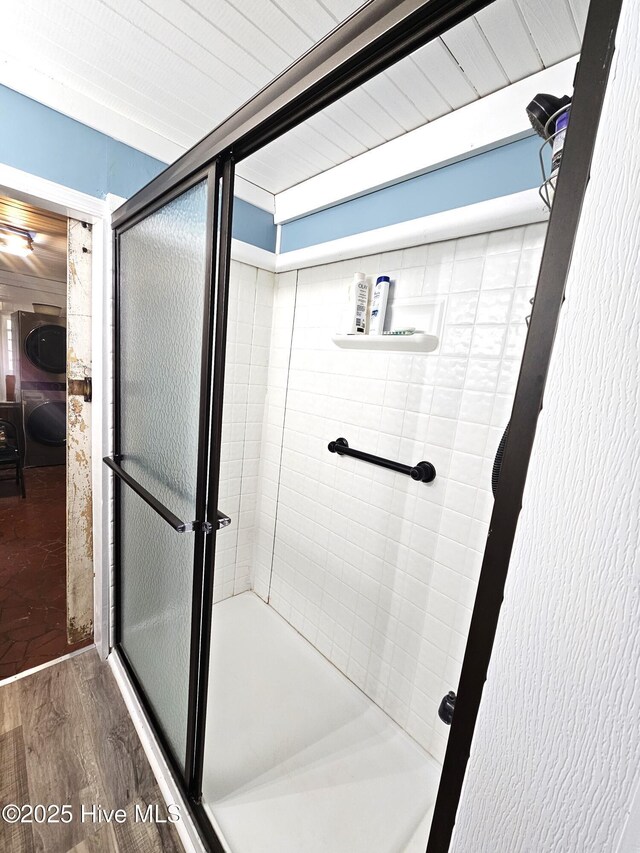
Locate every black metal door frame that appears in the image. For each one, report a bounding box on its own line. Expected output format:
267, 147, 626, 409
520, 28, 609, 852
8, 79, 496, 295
108, 155, 234, 822
106, 0, 623, 850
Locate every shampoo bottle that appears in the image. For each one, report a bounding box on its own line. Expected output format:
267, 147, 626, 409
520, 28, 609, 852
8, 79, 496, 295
369, 275, 390, 335
345, 272, 370, 334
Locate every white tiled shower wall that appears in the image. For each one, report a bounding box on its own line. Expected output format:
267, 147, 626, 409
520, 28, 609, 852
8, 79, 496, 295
214, 260, 275, 602
250, 222, 546, 762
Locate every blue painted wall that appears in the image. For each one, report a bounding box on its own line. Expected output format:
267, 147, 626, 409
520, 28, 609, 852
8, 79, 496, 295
1, 83, 542, 256
0, 84, 166, 199
0, 84, 277, 251
233, 197, 277, 252
280, 135, 545, 252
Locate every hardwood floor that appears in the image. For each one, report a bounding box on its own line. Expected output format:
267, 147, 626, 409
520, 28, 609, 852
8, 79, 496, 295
0, 649, 184, 853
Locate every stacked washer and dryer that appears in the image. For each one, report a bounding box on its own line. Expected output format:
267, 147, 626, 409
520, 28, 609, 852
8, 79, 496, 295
12, 311, 67, 467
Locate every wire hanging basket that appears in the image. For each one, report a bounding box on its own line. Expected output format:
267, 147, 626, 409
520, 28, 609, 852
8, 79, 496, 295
538, 105, 570, 211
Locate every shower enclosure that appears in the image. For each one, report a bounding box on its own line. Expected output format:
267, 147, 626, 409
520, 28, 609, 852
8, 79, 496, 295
104, 0, 617, 850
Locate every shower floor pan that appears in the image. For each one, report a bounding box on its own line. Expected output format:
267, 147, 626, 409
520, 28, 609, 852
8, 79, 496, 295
202, 591, 441, 853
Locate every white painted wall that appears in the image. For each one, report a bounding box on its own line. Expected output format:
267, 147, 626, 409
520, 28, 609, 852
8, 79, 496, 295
451, 3, 640, 851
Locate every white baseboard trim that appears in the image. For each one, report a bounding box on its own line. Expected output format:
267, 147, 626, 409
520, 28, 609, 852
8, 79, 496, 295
0, 645, 94, 688
276, 189, 549, 272
108, 650, 205, 853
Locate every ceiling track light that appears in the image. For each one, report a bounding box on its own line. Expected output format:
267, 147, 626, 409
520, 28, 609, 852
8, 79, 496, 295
0, 224, 34, 257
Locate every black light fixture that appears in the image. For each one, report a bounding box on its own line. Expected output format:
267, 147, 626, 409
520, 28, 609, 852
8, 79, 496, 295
526, 92, 572, 139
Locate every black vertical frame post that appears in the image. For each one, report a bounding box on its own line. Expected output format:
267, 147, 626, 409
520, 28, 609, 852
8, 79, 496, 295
426, 0, 623, 849
112, 231, 122, 646
189, 154, 235, 799
110, 165, 227, 793
184, 161, 223, 790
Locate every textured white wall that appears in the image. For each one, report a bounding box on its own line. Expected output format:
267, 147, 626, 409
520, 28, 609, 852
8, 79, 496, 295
451, 4, 640, 852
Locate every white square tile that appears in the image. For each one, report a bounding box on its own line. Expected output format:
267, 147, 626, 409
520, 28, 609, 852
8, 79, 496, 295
431, 387, 463, 419
454, 421, 489, 456
446, 291, 479, 325
422, 263, 453, 296
454, 233, 488, 259
481, 252, 520, 290
470, 325, 507, 359
427, 240, 456, 265
504, 323, 528, 359
523, 222, 547, 249
402, 245, 429, 267
451, 257, 484, 292
516, 247, 543, 287
440, 326, 473, 357
486, 226, 524, 255
510, 287, 535, 324
475, 289, 513, 324
396, 266, 425, 298
465, 359, 499, 393
459, 389, 496, 425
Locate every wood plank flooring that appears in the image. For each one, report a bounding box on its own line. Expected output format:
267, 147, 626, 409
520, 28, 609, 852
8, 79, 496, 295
0, 650, 183, 853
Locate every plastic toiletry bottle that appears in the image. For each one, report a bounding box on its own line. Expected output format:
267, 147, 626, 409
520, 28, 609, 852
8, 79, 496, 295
345, 272, 370, 334
551, 106, 570, 172
369, 275, 390, 335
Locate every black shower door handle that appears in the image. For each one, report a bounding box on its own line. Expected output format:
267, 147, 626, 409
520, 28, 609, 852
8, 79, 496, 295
104, 456, 230, 534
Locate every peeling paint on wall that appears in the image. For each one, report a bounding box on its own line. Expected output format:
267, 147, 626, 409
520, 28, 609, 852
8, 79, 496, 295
67, 219, 93, 643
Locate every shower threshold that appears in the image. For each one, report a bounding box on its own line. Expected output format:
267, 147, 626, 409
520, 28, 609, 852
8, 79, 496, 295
202, 591, 441, 853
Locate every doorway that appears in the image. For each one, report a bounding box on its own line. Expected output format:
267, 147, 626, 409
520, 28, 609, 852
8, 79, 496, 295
0, 194, 93, 679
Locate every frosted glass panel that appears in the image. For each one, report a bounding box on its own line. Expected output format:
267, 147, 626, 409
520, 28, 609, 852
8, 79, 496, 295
121, 487, 194, 765
119, 180, 208, 518
118, 180, 208, 770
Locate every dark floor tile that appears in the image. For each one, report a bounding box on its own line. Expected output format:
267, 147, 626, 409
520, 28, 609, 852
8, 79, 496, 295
7, 622, 45, 642
0, 640, 28, 664
25, 628, 62, 653
0, 467, 82, 679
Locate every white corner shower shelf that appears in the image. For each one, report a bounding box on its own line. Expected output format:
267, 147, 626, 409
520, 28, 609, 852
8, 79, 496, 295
331, 333, 439, 353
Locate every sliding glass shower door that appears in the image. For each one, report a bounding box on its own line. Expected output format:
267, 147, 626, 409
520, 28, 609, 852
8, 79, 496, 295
108, 160, 234, 789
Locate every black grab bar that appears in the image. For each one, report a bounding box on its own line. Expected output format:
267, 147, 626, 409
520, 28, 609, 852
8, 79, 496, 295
328, 437, 436, 483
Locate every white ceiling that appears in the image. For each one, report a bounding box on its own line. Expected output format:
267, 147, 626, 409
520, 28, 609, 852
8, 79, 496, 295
1, 0, 588, 195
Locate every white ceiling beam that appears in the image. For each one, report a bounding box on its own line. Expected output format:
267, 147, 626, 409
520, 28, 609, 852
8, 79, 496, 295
274, 56, 578, 224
